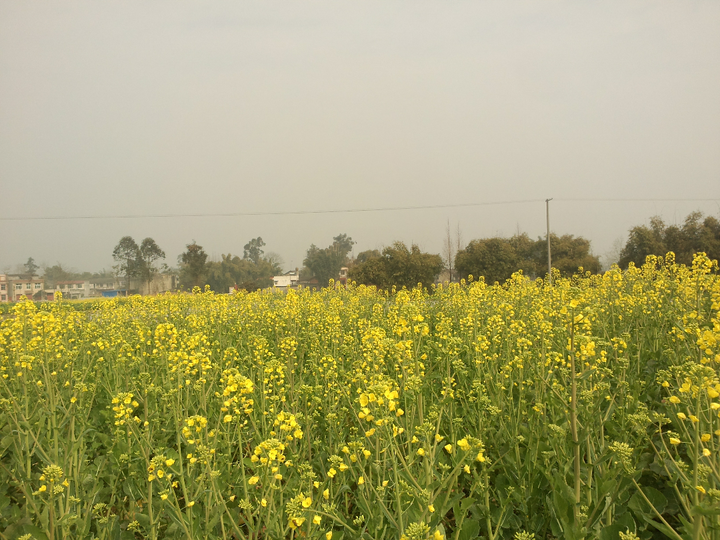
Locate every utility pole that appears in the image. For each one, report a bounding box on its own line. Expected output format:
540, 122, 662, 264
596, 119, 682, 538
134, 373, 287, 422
546, 198, 553, 286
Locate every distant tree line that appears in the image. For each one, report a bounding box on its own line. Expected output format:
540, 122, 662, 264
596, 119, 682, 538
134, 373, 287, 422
618, 211, 720, 268
17, 210, 716, 297
177, 237, 282, 292
454, 233, 601, 284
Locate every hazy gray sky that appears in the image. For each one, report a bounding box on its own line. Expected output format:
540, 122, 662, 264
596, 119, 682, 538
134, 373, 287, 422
1, 1, 719, 273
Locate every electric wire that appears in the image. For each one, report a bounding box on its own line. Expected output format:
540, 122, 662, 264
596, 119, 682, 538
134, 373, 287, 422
1, 197, 718, 222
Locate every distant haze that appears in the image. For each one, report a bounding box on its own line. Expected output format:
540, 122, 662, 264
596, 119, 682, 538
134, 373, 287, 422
1, 1, 719, 273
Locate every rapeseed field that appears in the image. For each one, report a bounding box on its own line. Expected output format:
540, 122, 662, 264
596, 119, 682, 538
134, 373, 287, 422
1, 253, 718, 540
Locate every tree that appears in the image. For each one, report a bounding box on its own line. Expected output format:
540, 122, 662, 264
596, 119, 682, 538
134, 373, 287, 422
349, 242, 443, 290
454, 233, 600, 284
24, 257, 39, 276
112, 236, 140, 294
243, 237, 266, 265
530, 234, 601, 276
618, 212, 720, 268
303, 234, 355, 287
355, 249, 381, 264
42, 264, 74, 288
618, 216, 666, 268
137, 238, 166, 292
178, 241, 208, 290
455, 237, 525, 284
441, 221, 464, 282
205, 251, 281, 293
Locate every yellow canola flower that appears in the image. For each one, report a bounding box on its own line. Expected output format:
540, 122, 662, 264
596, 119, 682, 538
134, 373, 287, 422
313, 515, 321, 525
434, 530, 445, 540
302, 497, 312, 508
670, 437, 681, 445
358, 476, 364, 485
165, 459, 175, 467
444, 444, 453, 454
703, 448, 711, 457
248, 476, 259, 485
669, 396, 681, 404
261, 498, 267, 507
435, 434, 444, 443
323, 488, 330, 499
328, 468, 337, 478
464, 465, 471, 474
417, 448, 425, 456
326, 532, 333, 540
457, 438, 470, 451
428, 504, 435, 513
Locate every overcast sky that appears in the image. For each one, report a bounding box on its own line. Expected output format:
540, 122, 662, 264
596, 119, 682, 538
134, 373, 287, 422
1, 1, 719, 274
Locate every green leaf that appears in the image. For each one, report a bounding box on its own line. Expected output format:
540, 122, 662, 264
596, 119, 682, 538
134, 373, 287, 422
458, 518, 480, 540
599, 524, 626, 540
691, 502, 720, 516
629, 486, 666, 517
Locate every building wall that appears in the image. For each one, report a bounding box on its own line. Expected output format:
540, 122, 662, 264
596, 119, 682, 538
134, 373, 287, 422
0, 275, 45, 302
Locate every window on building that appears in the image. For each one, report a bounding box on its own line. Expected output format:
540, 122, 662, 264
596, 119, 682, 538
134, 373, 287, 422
35, 283, 42, 289
76, 284, 82, 289
26, 283, 31, 289
15, 284, 22, 290
0, 284, 5, 290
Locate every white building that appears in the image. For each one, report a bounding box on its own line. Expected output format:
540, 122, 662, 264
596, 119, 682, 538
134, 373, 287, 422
272, 269, 300, 291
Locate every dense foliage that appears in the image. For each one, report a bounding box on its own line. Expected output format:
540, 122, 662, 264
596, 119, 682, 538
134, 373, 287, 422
454, 233, 601, 284
1, 253, 719, 540
619, 212, 720, 269
303, 234, 355, 287
349, 242, 444, 290
112, 237, 166, 293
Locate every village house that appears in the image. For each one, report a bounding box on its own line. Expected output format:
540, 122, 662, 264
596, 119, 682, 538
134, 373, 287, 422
0, 274, 45, 302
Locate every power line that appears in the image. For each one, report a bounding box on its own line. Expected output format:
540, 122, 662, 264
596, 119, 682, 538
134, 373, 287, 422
1, 199, 544, 221
555, 198, 720, 202
1, 197, 718, 222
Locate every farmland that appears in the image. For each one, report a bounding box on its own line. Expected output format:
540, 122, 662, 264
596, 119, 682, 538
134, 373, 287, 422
1, 254, 719, 540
